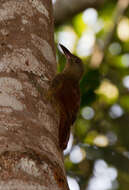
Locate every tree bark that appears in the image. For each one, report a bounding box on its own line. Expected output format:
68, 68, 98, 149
0, 0, 68, 189
54, 0, 106, 25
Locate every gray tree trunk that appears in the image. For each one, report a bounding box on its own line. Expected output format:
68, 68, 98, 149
0, 0, 69, 189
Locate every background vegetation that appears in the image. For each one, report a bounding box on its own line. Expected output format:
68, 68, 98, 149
54, 0, 129, 189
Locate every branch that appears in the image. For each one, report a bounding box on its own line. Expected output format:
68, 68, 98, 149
90, 0, 129, 68
84, 145, 129, 174
54, 0, 106, 25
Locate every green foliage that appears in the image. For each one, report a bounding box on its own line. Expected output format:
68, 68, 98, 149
80, 69, 100, 106
72, 13, 87, 36
55, 0, 129, 189
120, 95, 129, 111
74, 118, 89, 139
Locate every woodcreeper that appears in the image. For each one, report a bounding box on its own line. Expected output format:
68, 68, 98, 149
49, 44, 84, 150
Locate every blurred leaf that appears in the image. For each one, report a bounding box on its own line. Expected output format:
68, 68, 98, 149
64, 157, 73, 171
56, 47, 66, 72
74, 118, 89, 139
84, 130, 98, 145
96, 80, 119, 104
120, 95, 129, 111
72, 13, 86, 36
80, 68, 101, 106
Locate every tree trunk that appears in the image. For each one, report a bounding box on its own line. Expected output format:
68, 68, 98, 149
0, 0, 69, 189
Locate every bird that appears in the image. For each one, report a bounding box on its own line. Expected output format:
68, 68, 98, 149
49, 44, 84, 150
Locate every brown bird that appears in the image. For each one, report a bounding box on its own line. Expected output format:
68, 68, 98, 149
49, 44, 84, 150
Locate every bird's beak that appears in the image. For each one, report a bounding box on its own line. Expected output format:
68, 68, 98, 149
59, 44, 72, 59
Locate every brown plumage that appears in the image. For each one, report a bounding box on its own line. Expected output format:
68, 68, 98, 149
49, 44, 84, 150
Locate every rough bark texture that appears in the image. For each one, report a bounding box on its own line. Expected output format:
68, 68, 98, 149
0, 0, 68, 189
54, 0, 106, 25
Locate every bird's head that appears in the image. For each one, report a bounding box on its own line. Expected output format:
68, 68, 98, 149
60, 44, 84, 81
